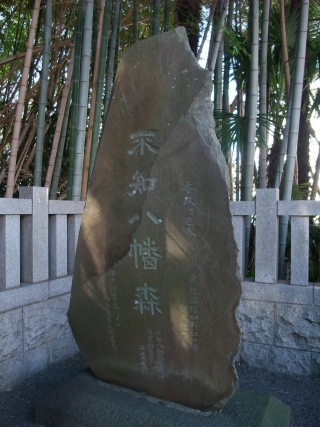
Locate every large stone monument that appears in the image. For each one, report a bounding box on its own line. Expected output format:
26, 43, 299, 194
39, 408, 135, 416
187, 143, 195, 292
67, 27, 241, 410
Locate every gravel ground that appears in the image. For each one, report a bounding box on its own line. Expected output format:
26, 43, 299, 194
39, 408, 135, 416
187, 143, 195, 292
0, 353, 319, 427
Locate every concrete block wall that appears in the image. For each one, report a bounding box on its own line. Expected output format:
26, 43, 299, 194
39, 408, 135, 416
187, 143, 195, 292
0, 188, 319, 391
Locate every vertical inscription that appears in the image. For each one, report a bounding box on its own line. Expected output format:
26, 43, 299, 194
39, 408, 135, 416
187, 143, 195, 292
189, 272, 200, 352
183, 182, 197, 237
104, 270, 118, 349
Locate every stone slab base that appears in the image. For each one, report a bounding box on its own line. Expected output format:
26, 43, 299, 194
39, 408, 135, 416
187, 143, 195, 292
35, 370, 290, 427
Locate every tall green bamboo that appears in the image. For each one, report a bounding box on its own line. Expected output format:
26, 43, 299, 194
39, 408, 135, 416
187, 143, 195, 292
209, 0, 229, 71
5, 0, 41, 198
81, 0, 105, 200
133, 0, 138, 41
71, 0, 94, 201
49, 88, 72, 200
88, 0, 112, 186
152, 0, 161, 35
243, 0, 259, 269
278, 0, 309, 279
103, 0, 121, 118
214, 0, 224, 115
67, 0, 84, 199
164, 0, 171, 32
34, 0, 52, 187
258, 0, 270, 189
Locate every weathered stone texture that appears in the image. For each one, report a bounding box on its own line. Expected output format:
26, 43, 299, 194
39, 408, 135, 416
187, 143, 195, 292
24, 295, 71, 350
237, 300, 274, 345
275, 304, 320, 351
240, 342, 310, 375
48, 332, 78, 364
69, 27, 241, 410
311, 353, 320, 377
0, 309, 23, 362
0, 343, 49, 391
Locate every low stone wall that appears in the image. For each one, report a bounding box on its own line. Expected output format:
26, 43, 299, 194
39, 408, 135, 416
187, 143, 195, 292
237, 280, 320, 376
0, 276, 78, 391
1, 188, 320, 391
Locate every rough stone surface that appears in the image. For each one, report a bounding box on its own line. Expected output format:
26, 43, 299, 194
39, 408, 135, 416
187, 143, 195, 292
48, 332, 79, 364
275, 304, 320, 351
68, 28, 241, 410
35, 371, 290, 427
24, 295, 71, 351
0, 309, 23, 362
240, 342, 311, 376
237, 300, 274, 345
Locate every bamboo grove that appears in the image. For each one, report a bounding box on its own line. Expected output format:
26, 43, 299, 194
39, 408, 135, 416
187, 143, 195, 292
1, 0, 320, 279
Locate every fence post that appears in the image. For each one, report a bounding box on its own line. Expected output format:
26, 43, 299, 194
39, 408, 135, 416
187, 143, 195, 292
20, 187, 49, 283
0, 215, 20, 289
49, 214, 68, 278
255, 189, 279, 283
68, 214, 82, 274
291, 217, 309, 285
232, 216, 245, 280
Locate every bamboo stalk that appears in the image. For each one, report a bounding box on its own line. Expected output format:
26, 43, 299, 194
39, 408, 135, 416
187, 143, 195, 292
209, 0, 229, 71
45, 48, 74, 188
34, 0, 52, 187
152, 0, 161, 36
88, 0, 112, 185
279, 0, 309, 279
67, 0, 84, 199
80, 0, 105, 200
196, 0, 217, 60
49, 89, 72, 200
5, 0, 41, 198
280, 0, 291, 103
258, 0, 270, 189
103, 0, 121, 116
71, 0, 94, 201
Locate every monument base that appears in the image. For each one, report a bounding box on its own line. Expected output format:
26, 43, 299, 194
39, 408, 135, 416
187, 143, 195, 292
35, 370, 290, 427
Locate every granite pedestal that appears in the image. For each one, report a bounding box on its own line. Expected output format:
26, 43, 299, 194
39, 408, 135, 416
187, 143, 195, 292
35, 370, 290, 427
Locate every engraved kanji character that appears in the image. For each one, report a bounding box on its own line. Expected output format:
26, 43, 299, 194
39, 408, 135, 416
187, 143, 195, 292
134, 282, 163, 315
186, 217, 194, 226
183, 182, 195, 194
190, 286, 198, 296
128, 171, 157, 196
190, 272, 198, 285
129, 238, 142, 268
128, 130, 159, 155
184, 196, 195, 206
186, 227, 196, 237
141, 237, 161, 270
